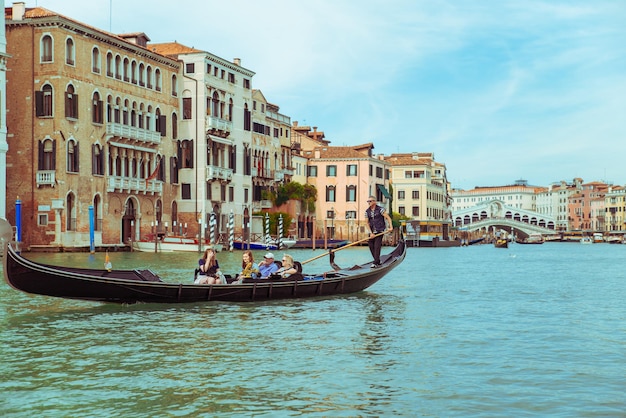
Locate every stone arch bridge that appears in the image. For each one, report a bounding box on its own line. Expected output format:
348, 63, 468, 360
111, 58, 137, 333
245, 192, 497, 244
452, 200, 558, 238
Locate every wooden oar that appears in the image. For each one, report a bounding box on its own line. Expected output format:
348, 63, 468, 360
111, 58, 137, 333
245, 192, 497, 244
301, 230, 389, 265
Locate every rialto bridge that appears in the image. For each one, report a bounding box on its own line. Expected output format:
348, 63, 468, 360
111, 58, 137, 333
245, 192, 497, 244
452, 200, 558, 238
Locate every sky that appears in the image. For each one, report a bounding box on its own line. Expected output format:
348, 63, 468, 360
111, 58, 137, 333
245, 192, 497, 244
31, 0, 626, 190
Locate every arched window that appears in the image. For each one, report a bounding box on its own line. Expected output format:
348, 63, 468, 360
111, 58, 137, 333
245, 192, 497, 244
115, 55, 122, 80
106, 52, 113, 77
171, 74, 178, 96
171, 112, 178, 139
146, 65, 153, 89
67, 193, 76, 231
92, 47, 101, 73
39, 138, 56, 170
138, 63, 145, 86
92, 144, 104, 175
67, 139, 79, 173
93, 195, 102, 231
36, 84, 54, 117
123, 58, 130, 82
65, 85, 78, 119
92, 92, 103, 124
65, 38, 75, 65
131, 60, 138, 84
155, 69, 162, 92
326, 185, 336, 202
41, 35, 53, 62
114, 97, 121, 123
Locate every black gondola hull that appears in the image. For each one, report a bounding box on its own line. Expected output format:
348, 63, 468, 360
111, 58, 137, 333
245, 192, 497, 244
3, 239, 406, 304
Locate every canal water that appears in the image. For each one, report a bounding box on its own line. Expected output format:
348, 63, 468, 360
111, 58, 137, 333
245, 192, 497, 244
1, 242, 625, 417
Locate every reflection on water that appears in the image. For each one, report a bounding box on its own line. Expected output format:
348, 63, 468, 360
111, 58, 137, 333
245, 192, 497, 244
2, 243, 626, 416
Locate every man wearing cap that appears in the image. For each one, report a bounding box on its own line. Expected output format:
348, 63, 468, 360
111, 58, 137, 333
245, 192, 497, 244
258, 252, 279, 278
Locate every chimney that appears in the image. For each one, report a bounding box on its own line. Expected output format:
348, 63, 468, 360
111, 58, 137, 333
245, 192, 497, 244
233, 58, 241, 66
13, 2, 26, 20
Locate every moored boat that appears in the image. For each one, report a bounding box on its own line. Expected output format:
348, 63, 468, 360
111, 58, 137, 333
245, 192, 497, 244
516, 233, 545, 244
133, 236, 223, 253
1, 219, 406, 304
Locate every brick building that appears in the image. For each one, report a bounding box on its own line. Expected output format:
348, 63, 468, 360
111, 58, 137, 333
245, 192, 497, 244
5, 3, 180, 248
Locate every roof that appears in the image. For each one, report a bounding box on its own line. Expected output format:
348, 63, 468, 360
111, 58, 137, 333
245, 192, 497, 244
305, 144, 375, 159
149, 42, 204, 56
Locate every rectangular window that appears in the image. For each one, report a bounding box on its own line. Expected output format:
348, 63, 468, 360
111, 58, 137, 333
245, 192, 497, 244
398, 190, 405, 200
183, 98, 192, 119
347, 164, 357, 176
185, 63, 195, 73
412, 206, 419, 216
405, 171, 412, 179
308, 165, 317, 177
345, 210, 357, 220
346, 186, 356, 202
399, 206, 405, 216
376, 166, 383, 178
228, 72, 235, 83
38, 213, 49, 226
412, 190, 419, 199
243, 79, 250, 89
229, 186, 234, 202
182, 183, 192, 199
326, 165, 337, 177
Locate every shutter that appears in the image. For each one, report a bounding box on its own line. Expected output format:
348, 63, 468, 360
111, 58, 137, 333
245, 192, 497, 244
52, 140, 56, 169
159, 114, 166, 136
35, 91, 45, 117
74, 142, 79, 172
38, 140, 44, 169
73, 94, 79, 118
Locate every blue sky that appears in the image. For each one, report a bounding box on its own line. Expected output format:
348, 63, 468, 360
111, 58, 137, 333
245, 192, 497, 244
34, 0, 626, 189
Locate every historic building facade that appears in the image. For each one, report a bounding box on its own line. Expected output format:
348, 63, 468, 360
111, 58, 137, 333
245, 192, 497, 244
5, 4, 180, 248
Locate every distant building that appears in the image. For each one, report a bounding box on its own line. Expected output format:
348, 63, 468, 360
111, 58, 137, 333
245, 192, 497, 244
451, 179, 540, 213
297, 139, 391, 242
605, 186, 626, 232
384, 152, 450, 222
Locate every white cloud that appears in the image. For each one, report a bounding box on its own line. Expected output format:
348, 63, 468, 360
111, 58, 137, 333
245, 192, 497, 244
33, 0, 626, 188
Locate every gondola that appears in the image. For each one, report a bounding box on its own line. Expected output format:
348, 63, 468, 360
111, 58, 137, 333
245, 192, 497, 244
494, 238, 508, 248
1, 221, 406, 304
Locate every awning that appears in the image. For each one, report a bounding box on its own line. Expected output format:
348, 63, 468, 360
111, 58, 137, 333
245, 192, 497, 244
377, 184, 391, 200
207, 134, 233, 146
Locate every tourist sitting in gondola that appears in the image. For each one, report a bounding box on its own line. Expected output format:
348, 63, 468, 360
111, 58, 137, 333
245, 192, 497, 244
194, 248, 225, 284
258, 252, 279, 278
229, 250, 260, 284
275, 254, 300, 279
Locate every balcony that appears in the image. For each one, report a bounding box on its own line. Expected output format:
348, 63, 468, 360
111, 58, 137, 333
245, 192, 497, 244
251, 167, 274, 179
106, 176, 162, 194
206, 165, 233, 182
106, 122, 161, 145
37, 170, 56, 187
206, 115, 232, 137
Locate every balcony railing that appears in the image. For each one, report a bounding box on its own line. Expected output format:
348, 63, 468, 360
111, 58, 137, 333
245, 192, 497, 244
206, 115, 232, 136
37, 170, 56, 187
206, 166, 233, 182
251, 167, 274, 179
106, 176, 162, 194
106, 122, 161, 144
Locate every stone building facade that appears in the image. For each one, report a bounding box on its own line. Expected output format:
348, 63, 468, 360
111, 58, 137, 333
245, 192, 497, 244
5, 4, 180, 248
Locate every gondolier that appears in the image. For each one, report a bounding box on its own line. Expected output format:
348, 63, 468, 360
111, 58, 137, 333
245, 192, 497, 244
365, 196, 393, 268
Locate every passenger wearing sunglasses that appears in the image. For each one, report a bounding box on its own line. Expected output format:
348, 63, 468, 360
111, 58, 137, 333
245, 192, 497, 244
365, 196, 393, 268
